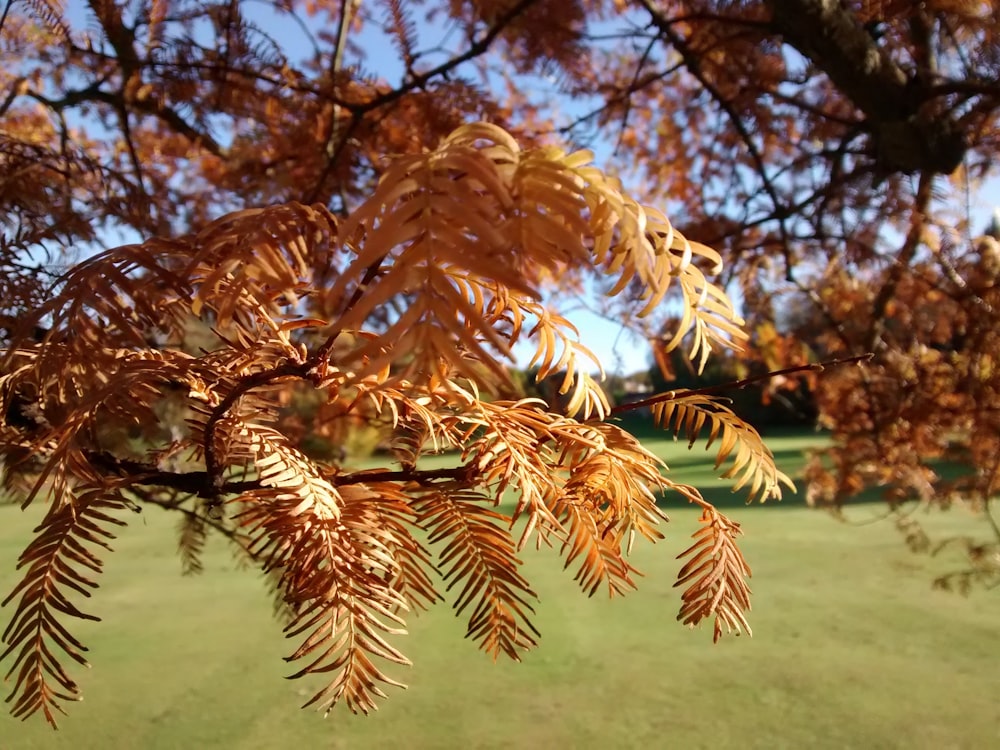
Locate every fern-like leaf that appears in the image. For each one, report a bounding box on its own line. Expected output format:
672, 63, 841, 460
461, 400, 565, 550
177, 508, 208, 576
563, 422, 669, 549
189, 203, 337, 325
383, 0, 419, 68
547, 421, 669, 596
20, 0, 72, 41
350, 482, 442, 613
1, 490, 127, 727
415, 490, 539, 660
236, 482, 411, 715
653, 394, 795, 502
551, 496, 640, 597
283, 585, 410, 715
675, 506, 753, 642
220, 420, 343, 520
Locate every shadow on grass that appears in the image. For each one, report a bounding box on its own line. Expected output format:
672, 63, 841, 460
663, 445, 818, 471
656, 484, 810, 510
656, 484, 895, 512
656, 453, 896, 512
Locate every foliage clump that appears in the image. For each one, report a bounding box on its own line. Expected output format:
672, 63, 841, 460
0, 123, 790, 726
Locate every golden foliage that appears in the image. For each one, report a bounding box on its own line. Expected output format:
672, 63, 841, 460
652, 394, 795, 503
3, 0, 1000, 725
1, 491, 128, 725
415, 490, 538, 659
801, 233, 1000, 589
236, 480, 415, 714
0, 123, 784, 727
676, 504, 753, 642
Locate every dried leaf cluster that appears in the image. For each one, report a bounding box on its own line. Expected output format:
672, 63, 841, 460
0, 123, 788, 726
801, 217, 1000, 590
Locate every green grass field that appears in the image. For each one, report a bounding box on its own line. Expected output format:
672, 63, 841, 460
2, 428, 999, 749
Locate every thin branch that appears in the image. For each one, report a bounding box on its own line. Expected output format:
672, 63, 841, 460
0, 0, 13, 35
202, 362, 308, 490
638, 0, 795, 277
314, 257, 386, 360
320, 0, 361, 165
128, 485, 245, 544
768, 89, 861, 127
87, 451, 263, 496
610, 354, 873, 415
30, 81, 226, 158
357, 0, 539, 114
0, 75, 25, 118
866, 172, 933, 351
612, 36, 658, 156
331, 0, 359, 80
643, 10, 772, 30
88, 450, 474, 496
114, 95, 147, 199
334, 466, 472, 486
305, 0, 539, 205
554, 62, 684, 138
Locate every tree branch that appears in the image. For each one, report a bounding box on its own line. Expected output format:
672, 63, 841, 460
357, 0, 539, 114
866, 172, 933, 350
766, 0, 965, 175
87, 451, 262, 496
610, 354, 873, 415
88, 450, 475, 497
638, 0, 795, 275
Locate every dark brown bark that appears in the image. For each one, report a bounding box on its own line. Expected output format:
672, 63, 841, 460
767, 0, 966, 175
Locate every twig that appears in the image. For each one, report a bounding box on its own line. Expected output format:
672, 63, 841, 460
334, 466, 472, 486
610, 353, 872, 415
89, 450, 475, 497
866, 173, 933, 351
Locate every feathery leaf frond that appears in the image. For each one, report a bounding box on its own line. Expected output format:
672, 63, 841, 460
675, 505, 753, 643
0, 121, 774, 724
652, 394, 795, 503
236, 481, 411, 715
1, 490, 128, 727
177, 506, 209, 576
415, 490, 539, 661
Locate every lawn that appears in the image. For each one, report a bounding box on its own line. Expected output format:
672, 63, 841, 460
2, 428, 999, 749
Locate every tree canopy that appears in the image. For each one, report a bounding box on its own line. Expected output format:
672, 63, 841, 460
2, 0, 1000, 728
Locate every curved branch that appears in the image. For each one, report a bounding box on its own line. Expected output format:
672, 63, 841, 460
866, 172, 933, 350
356, 0, 539, 114
87, 450, 474, 496
766, 0, 966, 174
638, 0, 795, 274
611, 354, 873, 415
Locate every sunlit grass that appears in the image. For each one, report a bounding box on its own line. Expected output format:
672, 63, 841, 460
2, 430, 999, 749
